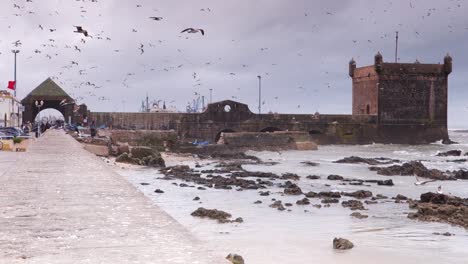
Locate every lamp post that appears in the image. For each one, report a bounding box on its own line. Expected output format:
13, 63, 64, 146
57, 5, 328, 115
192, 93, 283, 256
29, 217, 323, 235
12, 50, 19, 98
209, 88, 213, 104
35, 100, 44, 137
257, 75, 262, 114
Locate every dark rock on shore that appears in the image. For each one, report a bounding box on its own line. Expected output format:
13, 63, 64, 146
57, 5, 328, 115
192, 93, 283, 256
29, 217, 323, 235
284, 183, 303, 195
328, 175, 344, 181
377, 179, 394, 186
393, 194, 408, 200
408, 192, 468, 228
281, 173, 300, 180
301, 161, 320, 166
296, 198, 310, 205
453, 170, 468, 180
226, 253, 245, 264
436, 150, 462, 157
154, 189, 164, 193
270, 201, 286, 211
306, 175, 321, 180
342, 200, 365, 210
305, 191, 318, 198
259, 191, 270, 196
335, 156, 398, 165
321, 198, 339, 204
254, 200, 262, 204
342, 190, 373, 199
191, 207, 242, 223
318, 191, 341, 198
350, 212, 368, 219
369, 161, 454, 180
433, 232, 454, 236
333, 238, 354, 250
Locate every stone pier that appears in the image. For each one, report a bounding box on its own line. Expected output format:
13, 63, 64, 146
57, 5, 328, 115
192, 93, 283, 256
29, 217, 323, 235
0, 130, 226, 263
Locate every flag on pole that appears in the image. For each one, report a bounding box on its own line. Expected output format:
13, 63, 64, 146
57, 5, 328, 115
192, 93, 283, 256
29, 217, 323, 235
7, 81, 16, 90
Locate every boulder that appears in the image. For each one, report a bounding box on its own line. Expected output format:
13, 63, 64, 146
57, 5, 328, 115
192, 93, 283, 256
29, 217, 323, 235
342, 200, 365, 210
270, 201, 286, 211
115, 152, 138, 165
284, 183, 303, 195
436, 150, 462, 157
306, 175, 321, 180
370, 161, 453, 180
154, 189, 164, 193
343, 190, 373, 199
191, 207, 240, 223
333, 238, 354, 250
334, 156, 396, 165
130, 146, 155, 159
305, 191, 318, 198
377, 179, 394, 186
296, 198, 310, 205
327, 175, 344, 181
350, 212, 368, 219
226, 253, 245, 264
321, 198, 339, 204
318, 191, 341, 198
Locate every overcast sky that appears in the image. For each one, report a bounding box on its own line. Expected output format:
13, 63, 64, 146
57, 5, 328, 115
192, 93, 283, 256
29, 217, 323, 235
0, 0, 467, 128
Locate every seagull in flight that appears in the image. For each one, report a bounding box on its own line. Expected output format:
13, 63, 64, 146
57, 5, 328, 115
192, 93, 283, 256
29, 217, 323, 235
74, 26, 89, 37
414, 176, 436, 186
181, 28, 205, 35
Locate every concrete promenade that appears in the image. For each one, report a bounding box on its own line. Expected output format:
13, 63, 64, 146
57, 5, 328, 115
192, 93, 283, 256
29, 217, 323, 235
0, 130, 226, 263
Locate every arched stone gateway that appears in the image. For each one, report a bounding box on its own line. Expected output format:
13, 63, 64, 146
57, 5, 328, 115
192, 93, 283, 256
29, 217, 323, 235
21, 78, 88, 124
215, 129, 235, 143
260, 127, 282, 133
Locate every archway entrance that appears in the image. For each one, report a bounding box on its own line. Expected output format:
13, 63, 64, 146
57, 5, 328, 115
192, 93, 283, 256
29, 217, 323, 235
21, 78, 88, 125
260, 127, 282, 133
35, 109, 65, 126
215, 129, 235, 143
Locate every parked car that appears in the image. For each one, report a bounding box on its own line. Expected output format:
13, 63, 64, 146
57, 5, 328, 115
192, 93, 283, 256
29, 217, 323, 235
0, 127, 29, 137
0, 131, 14, 140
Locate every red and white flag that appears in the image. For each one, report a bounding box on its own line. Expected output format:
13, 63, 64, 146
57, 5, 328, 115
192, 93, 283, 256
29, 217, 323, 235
7, 81, 16, 90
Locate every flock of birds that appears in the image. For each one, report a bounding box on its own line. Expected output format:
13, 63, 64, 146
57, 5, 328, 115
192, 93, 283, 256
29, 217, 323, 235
0, 0, 466, 112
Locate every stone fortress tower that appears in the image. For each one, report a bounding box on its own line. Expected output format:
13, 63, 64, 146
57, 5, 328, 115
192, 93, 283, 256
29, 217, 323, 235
349, 52, 452, 143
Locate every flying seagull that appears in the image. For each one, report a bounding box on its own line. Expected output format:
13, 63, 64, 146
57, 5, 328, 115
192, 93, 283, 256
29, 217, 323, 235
74, 26, 89, 37
149, 17, 163, 21
181, 28, 205, 35
414, 176, 436, 186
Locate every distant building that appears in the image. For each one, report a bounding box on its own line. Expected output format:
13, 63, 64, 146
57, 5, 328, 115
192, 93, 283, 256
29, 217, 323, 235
0, 90, 23, 127
350, 52, 451, 126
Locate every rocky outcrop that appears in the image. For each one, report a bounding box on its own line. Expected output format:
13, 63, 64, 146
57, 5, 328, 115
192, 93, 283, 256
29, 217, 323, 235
296, 198, 310, 205
327, 175, 344, 181
408, 192, 468, 228
306, 175, 321, 180
226, 253, 245, 264
369, 161, 454, 180
283, 183, 303, 195
115, 147, 165, 167
350, 212, 368, 219
342, 190, 373, 199
333, 238, 354, 250
436, 150, 462, 157
453, 170, 468, 180
191, 208, 243, 224
334, 156, 398, 165
301, 161, 319, 166
270, 201, 286, 211
342, 200, 365, 210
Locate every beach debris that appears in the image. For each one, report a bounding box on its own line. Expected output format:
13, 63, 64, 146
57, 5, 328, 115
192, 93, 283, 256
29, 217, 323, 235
283, 182, 303, 195
333, 238, 354, 250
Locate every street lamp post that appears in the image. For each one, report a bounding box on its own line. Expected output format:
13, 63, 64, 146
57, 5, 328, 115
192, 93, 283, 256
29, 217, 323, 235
35, 100, 44, 137
12, 50, 20, 98
257, 75, 262, 114
209, 88, 213, 104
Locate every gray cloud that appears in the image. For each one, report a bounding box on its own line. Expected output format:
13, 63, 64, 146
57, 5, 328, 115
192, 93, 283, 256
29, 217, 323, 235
0, 0, 467, 127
